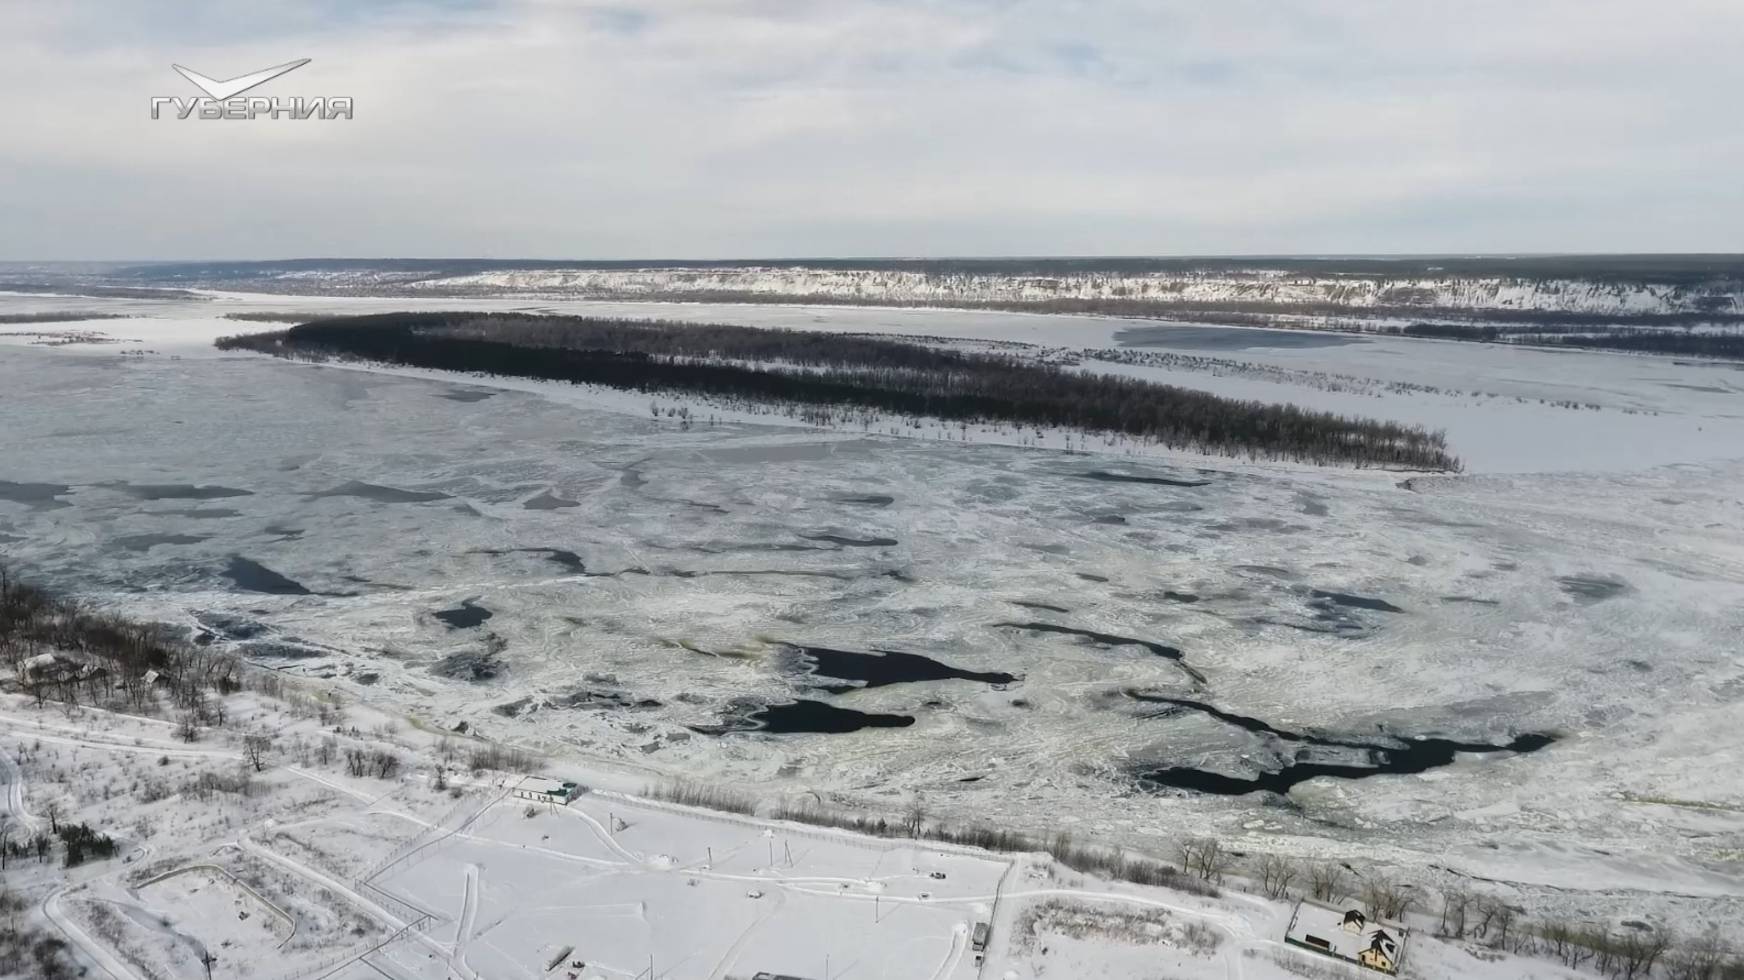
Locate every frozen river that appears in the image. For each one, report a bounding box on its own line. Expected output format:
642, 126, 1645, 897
2, 293, 1743, 933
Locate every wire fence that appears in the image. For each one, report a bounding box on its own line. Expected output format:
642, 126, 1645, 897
357, 791, 495, 883
270, 913, 435, 980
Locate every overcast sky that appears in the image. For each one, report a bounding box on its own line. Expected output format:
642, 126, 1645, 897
2, 0, 1740, 260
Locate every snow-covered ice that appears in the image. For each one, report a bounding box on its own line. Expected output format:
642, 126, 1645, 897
2, 290, 1743, 952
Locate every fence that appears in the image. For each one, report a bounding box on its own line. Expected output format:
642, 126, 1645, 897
357, 790, 500, 884
271, 912, 435, 980
354, 877, 444, 925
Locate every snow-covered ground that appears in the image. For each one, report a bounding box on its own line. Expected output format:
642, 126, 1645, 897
0, 693, 1614, 980
207, 264, 1744, 317
2, 289, 1743, 972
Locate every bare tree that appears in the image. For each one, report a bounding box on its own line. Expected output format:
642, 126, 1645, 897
242, 733, 272, 772
1361, 876, 1414, 920
903, 797, 926, 837
1666, 928, 1731, 980
1439, 886, 1472, 938
1257, 853, 1299, 899
1176, 838, 1231, 884
1490, 902, 1517, 950
1308, 862, 1348, 903
1619, 926, 1671, 980
370, 750, 401, 779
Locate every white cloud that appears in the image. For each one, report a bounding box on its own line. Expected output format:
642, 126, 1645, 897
0, 0, 1739, 258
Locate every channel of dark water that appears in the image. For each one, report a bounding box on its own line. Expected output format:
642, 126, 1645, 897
1079, 470, 1211, 488
791, 645, 1014, 693
996, 622, 1204, 683
116, 483, 252, 501
310, 481, 451, 503
222, 556, 311, 595
434, 598, 493, 629
801, 534, 899, 547
751, 699, 916, 734
1126, 691, 1556, 795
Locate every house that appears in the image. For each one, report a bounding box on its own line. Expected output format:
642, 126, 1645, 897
511, 775, 580, 805
21, 652, 60, 678
1284, 898, 1408, 975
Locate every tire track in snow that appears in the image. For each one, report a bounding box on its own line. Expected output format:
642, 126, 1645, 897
449, 863, 481, 978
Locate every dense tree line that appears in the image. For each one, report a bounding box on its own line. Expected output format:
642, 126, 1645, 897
124, 254, 1744, 285
58, 822, 117, 867
1531, 331, 1744, 358
0, 312, 130, 324
1, 564, 238, 714
1384, 322, 1744, 359
219, 313, 1459, 469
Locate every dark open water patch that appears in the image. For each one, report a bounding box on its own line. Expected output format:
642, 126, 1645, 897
114, 533, 209, 552
1161, 591, 1199, 604
434, 598, 493, 629
430, 645, 506, 681
750, 700, 916, 734
0, 481, 73, 509
1556, 575, 1630, 603
473, 547, 588, 574
1116, 324, 1368, 351
264, 524, 304, 540
223, 556, 311, 595
238, 639, 329, 660
673, 568, 856, 582
1076, 573, 1110, 583
114, 483, 252, 501
1092, 514, 1127, 525
495, 688, 661, 717
996, 622, 1204, 683
439, 387, 499, 402
158, 508, 242, 520
1126, 691, 1556, 796
1309, 590, 1405, 614
1207, 518, 1306, 533
787, 644, 1014, 693
1079, 470, 1211, 488
704, 541, 832, 554
523, 490, 580, 510
833, 494, 894, 507
801, 533, 899, 548
1012, 600, 1071, 614
193, 612, 272, 642
1441, 595, 1500, 606
310, 481, 451, 503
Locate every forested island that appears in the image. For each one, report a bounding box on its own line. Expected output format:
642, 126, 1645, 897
217, 312, 1460, 470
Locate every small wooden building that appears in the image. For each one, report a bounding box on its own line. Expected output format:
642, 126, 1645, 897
512, 775, 580, 805
1284, 898, 1408, 975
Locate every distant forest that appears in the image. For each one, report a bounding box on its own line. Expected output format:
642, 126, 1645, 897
1385, 322, 1744, 358
218, 313, 1459, 470
121, 253, 1744, 285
